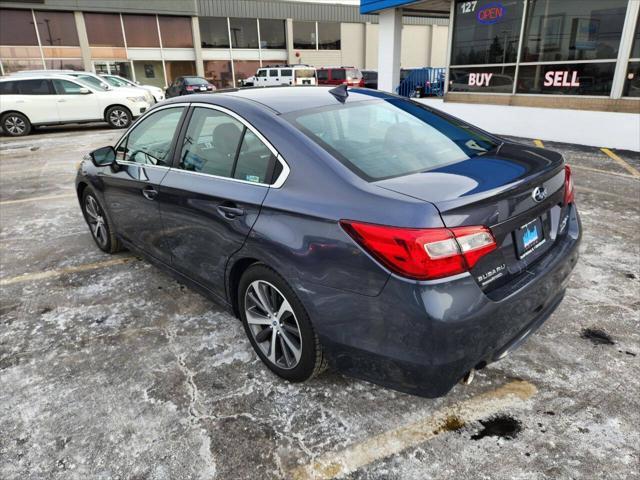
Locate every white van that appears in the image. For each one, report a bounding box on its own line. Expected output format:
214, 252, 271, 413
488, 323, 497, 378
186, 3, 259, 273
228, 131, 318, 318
243, 65, 317, 87
0, 75, 152, 136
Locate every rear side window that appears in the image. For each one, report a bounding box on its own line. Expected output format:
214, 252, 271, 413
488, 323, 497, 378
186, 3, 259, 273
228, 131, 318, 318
0, 81, 18, 95
233, 129, 276, 184
281, 69, 292, 77
269, 69, 278, 77
179, 107, 244, 177
17, 79, 53, 95
316, 69, 328, 81
331, 69, 345, 81
287, 99, 500, 182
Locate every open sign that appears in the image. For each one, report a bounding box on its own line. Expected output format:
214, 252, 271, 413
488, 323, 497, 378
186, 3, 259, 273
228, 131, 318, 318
477, 2, 506, 24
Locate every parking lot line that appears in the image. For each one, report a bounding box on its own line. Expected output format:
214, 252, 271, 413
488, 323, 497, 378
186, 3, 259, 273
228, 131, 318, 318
600, 148, 640, 178
534, 139, 545, 148
570, 164, 638, 180
0, 192, 76, 206
289, 380, 537, 480
0, 256, 135, 286
575, 186, 632, 200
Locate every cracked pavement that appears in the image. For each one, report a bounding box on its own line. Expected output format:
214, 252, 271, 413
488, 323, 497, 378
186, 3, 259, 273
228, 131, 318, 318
0, 124, 639, 479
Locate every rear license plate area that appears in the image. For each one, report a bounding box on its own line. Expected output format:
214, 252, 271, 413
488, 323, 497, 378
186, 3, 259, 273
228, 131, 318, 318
515, 216, 545, 259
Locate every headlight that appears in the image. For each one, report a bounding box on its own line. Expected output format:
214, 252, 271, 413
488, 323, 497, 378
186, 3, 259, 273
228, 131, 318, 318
127, 96, 147, 103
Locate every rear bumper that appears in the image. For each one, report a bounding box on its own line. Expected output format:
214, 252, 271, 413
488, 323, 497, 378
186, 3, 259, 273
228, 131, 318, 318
297, 204, 581, 397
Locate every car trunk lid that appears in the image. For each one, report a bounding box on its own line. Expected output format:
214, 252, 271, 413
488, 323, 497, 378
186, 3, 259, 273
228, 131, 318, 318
376, 143, 567, 291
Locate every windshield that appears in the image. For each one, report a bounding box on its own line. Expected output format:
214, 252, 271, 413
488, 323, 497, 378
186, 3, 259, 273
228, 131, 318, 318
294, 69, 316, 78
103, 76, 128, 87
286, 99, 500, 182
76, 75, 108, 91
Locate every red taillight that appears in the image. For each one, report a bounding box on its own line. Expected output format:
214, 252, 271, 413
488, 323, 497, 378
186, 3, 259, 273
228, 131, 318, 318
564, 165, 574, 205
186, 85, 194, 91
340, 221, 497, 280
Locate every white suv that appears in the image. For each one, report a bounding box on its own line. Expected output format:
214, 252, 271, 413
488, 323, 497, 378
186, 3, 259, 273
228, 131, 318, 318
0, 75, 152, 136
243, 65, 317, 87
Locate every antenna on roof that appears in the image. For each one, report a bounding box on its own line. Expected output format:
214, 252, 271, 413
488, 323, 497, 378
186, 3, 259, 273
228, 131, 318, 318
329, 84, 348, 103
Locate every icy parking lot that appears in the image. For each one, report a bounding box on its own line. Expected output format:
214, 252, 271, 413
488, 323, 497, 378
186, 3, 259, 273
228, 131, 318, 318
1, 125, 639, 479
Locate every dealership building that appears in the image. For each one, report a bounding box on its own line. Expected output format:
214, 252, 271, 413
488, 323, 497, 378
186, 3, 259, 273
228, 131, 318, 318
364, 0, 640, 112
0, 0, 448, 89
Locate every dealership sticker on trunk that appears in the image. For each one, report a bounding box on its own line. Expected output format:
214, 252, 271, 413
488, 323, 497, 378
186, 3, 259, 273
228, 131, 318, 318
515, 217, 546, 259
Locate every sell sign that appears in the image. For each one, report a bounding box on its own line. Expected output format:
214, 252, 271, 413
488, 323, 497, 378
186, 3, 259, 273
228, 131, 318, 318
544, 71, 580, 88
477, 2, 505, 24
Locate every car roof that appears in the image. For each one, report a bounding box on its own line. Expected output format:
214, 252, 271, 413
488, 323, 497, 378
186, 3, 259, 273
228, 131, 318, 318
0, 74, 83, 82
173, 86, 395, 115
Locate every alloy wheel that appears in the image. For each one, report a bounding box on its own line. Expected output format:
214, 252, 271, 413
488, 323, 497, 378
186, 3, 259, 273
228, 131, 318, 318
109, 109, 129, 127
4, 116, 26, 135
244, 280, 303, 370
84, 195, 108, 248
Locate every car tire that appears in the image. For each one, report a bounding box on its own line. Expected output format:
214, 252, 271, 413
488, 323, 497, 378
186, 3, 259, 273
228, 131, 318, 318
1, 112, 31, 137
239, 264, 327, 382
105, 106, 132, 129
81, 187, 122, 254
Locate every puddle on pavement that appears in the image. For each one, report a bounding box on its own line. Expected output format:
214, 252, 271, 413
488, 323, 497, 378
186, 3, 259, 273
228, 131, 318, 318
581, 328, 615, 345
471, 415, 522, 441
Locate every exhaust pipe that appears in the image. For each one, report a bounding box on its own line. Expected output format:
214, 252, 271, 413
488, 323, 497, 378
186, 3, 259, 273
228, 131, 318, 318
460, 369, 475, 385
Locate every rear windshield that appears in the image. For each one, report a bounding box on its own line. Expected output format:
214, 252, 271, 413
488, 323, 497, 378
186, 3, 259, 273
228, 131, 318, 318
286, 99, 500, 182
184, 77, 208, 85
294, 69, 316, 78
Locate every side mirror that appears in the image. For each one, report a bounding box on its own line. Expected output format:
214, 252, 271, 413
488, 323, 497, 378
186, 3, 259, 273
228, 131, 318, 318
89, 146, 116, 167
135, 81, 141, 85
79, 87, 91, 94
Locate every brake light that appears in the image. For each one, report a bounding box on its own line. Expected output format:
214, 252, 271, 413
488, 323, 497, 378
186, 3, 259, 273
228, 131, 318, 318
340, 221, 497, 280
564, 165, 574, 205
186, 85, 194, 91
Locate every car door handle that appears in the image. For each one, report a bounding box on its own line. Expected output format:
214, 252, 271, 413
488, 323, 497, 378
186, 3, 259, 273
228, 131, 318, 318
142, 186, 158, 200
217, 204, 244, 219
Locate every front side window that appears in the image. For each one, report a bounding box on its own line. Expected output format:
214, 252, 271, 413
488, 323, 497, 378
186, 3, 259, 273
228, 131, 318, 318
17, 79, 54, 95
76, 75, 108, 91
257, 70, 267, 78
53, 79, 86, 94
521, 0, 628, 63
451, 0, 524, 65
287, 99, 499, 182
116, 107, 185, 166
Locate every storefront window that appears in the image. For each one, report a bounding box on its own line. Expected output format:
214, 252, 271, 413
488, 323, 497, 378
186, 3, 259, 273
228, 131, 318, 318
450, 66, 516, 93
259, 19, 286, 49
521, 0, 628, 63
165, 60, 196, 83
623, 62, 640, 98
204, 60, 233, 89
517, 62, 616, 96
133, 60, 165, 88
200, 17, 230, 48
0, 59, 43, 73
159, 16, 193, 48
123, 14, 160, 48
84, 13, 124, 47
229, 18, 259, 49
34, 11, 78, 46
233, 60, 261, 86
45, 58, 83, 70
631, 17, 640, 60
451, 0, 524, 65
318, 22, 340, 50
293, 22, 316, 49
0, 9, 38, 46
